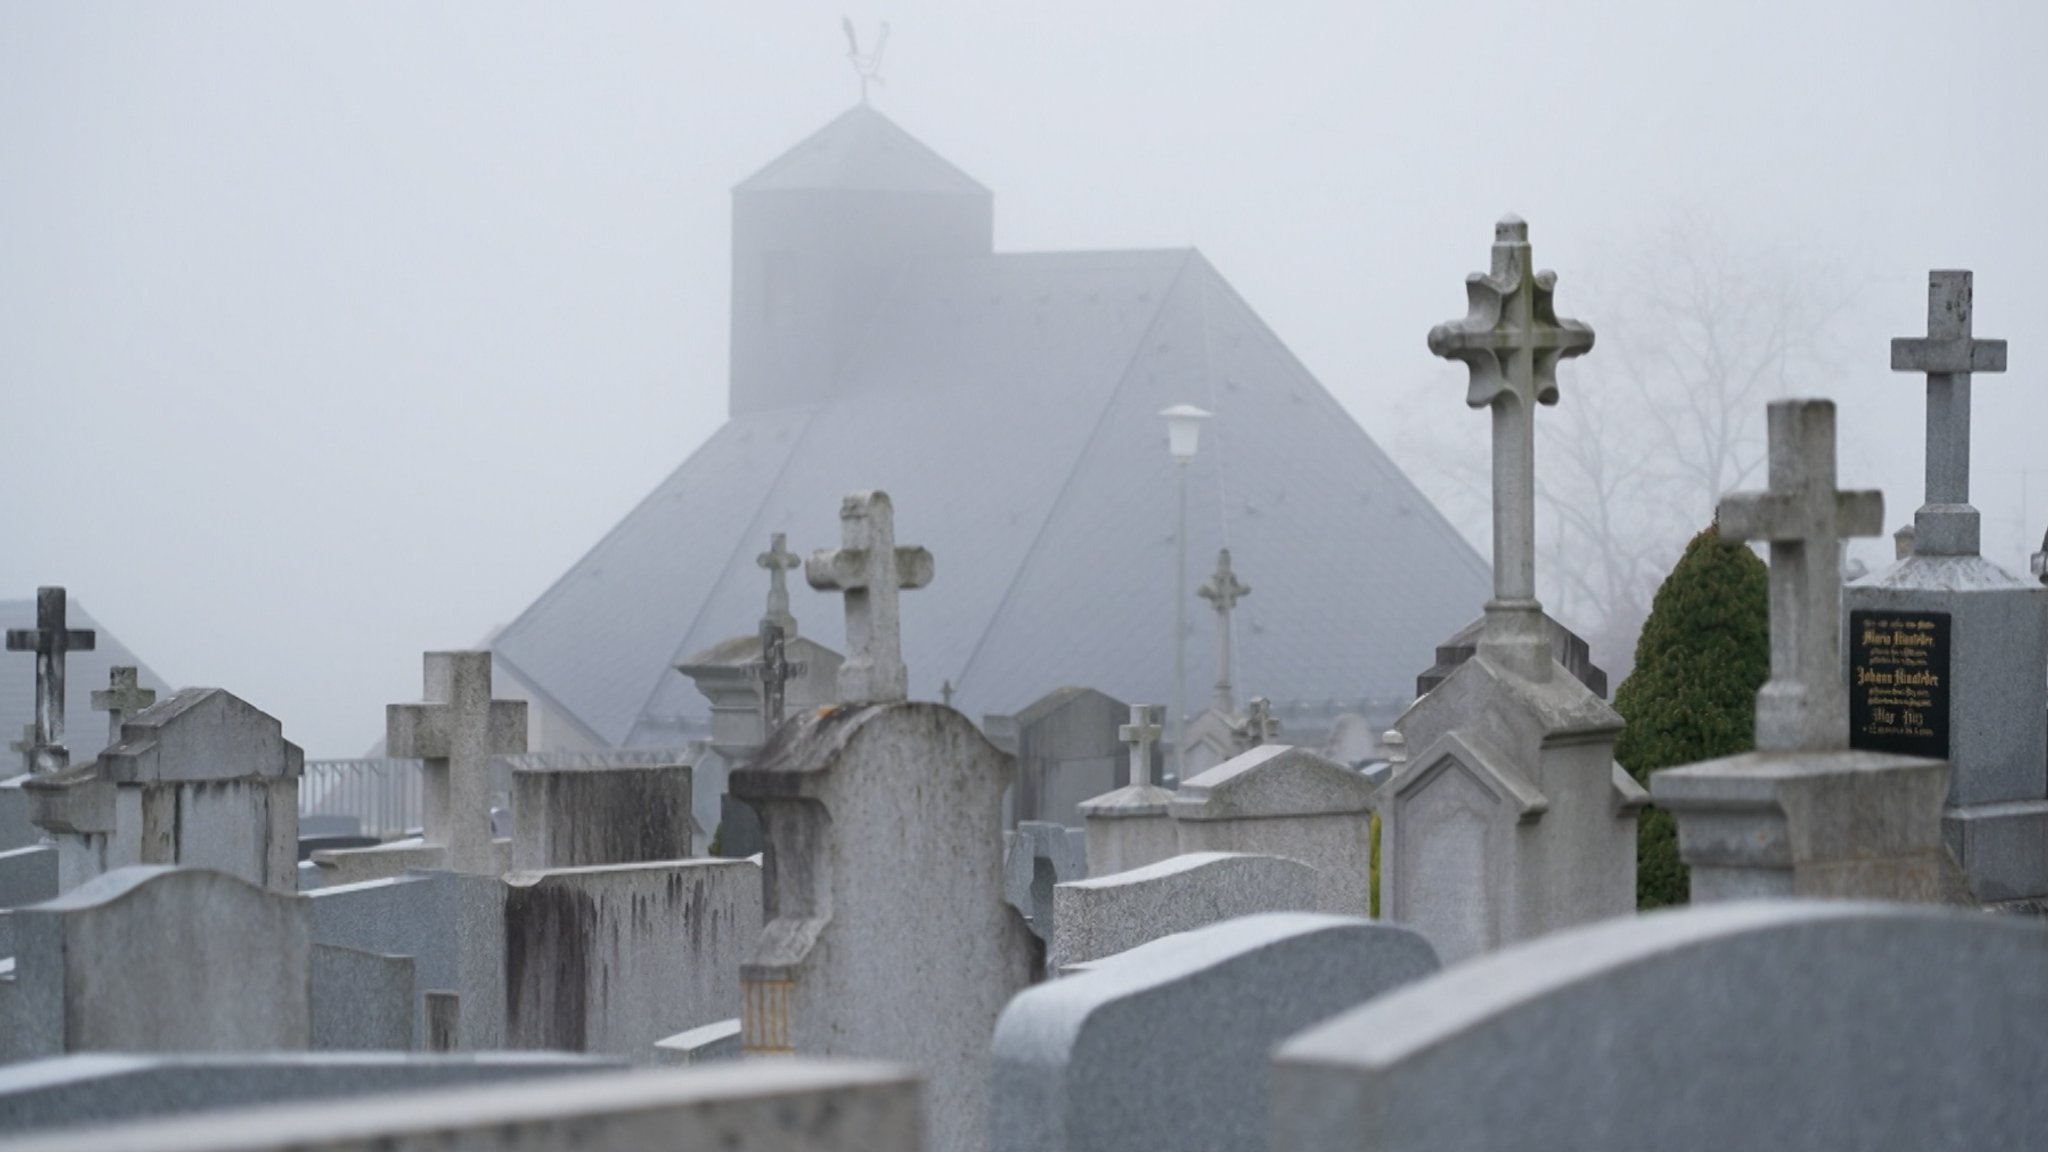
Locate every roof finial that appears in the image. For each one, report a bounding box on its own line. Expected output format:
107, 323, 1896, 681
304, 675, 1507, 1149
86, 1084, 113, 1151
842, 18, 890, 105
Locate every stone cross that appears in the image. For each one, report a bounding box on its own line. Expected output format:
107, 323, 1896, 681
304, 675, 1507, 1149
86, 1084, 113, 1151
1428, 216, 1593, 674
5, 586, 96, 773
1119, 704, 1161, 789
806, 491, 933, 704
9, 724, 32, 777
387, 651, 528, 874
91, 665, 156, 748
1197, 548, 1251, 713
746, 620, 807, 743
1890, 270, 2007, 556
757, 533, 803, 636
1718, 400, 1884, 752
1242, 696, 1281, 748
941, 679, 956, 709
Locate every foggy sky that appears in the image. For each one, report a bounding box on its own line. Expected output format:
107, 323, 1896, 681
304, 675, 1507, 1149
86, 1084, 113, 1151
3, 1, 2043, 757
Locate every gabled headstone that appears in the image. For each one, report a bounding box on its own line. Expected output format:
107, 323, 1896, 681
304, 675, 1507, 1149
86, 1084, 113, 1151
1656, 400, 1949, 902
1842, 271, 2048, 903
1382, 218, 1643, 963
1049, 851, 1318, 971
1171, 744, 1376, 916
24, 688, 303, 894
1001, 686, 1143, 828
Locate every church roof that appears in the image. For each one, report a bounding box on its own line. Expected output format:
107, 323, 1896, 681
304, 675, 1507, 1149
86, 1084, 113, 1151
491, 245, 1491, 747
0, 597, 173, 773
735, 104, 989, 196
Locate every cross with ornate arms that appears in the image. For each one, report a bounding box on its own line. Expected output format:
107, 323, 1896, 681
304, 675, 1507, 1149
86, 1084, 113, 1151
1719, 400, 1884, 752
92, 665, 156, 748
807, 491, 933, 704
1119, 703, 1162, 789
1428, 217, 1593, 675
747, 620, 808, 743
1890, 270, 2008, 556
1198, 548, 1251, 713
6, 586, 96, 773
757, 533, 802, 636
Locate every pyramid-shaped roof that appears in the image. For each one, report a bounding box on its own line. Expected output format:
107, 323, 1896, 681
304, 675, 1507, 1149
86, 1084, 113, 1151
735, 104, 988, 196
493, 239, 1490, 746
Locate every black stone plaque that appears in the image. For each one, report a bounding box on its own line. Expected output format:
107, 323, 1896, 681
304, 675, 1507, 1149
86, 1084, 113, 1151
1848, 610, 1951, 759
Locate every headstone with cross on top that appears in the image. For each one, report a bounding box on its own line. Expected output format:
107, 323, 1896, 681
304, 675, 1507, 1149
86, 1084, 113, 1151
6, 587, 96, 774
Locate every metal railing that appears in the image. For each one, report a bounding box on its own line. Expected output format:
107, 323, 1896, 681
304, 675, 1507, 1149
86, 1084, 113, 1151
300, 758, 424, 839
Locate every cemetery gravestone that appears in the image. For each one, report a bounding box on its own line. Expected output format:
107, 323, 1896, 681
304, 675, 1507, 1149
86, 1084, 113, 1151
390, 652, 525, 876
5, 587, 95, 775
88, 667, 153, 752
1197, 548, 1251, 715
1049, 851, 1318, 971
1078, 704, 1179, 875
1171, 745, 1377, 916
993, 913, 1441, 1152
1842, 271, 2048, 902
1383, 217, 1642, 963
1272, 901, 2048, 1152
1004, 687, 1138, 829
1003, 819, 1087, 947
510, 759, 693, 871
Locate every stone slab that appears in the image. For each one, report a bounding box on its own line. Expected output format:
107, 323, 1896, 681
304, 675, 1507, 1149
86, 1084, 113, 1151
0, 843, 58, 910
1942, 799, 2048, 903
1273, 900, 2048, 1151
503, 857, 762, 1060
1003, 820, 1086, 945
992, 913, 1440, 1152
511, 761, 695, 871
1172, 746, 1375, 916
307, 871, 506, 1051
1050, 851, 1318, 970
653, 1019, 742, 1066
0, 1052, 627, 1138
310, 943, 415, 1051
0, 774, 37, 851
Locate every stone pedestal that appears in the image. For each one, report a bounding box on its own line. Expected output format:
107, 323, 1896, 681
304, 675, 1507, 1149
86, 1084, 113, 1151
1078, 784, 1178, 877
1651, 750, 1953, 902
1847, 553, 2048, 901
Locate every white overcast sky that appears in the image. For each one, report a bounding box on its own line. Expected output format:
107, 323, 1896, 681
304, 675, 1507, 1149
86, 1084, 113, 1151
3, 1, 2043, 756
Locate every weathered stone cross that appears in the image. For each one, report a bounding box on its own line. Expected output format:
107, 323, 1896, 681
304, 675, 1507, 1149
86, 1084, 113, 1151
757, 532, 803, 635
91, 665, 156, 748
1890, 270, 2007, 556
387, 651, 528, 874
746, 620, 808, 742
807, 491, 933, 704
1197, 548, 1251, 713
1718, 400, 1883, 752
1119, 703, 1162, 789
1240, 696, 1281, 749
1428, 217, 1594, 675
5, 586, 96, 773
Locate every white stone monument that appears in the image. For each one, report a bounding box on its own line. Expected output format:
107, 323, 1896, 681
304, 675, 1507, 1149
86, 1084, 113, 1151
1654, 399, 1950, 901
1380, 217, 1644, 964
805, 491, 933, 704
89, 666, 154, 751
1171, 744, 1377, 916
1078, 704, 1179, 875
1842, 271, 2048, 903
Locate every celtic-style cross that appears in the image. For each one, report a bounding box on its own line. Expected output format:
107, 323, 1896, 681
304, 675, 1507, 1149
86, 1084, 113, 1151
747, 620, 808, 743
1197, 549, 1251, 713
1890, 270, 2007, 556
1719, 400, 1883, 752
6, 586, 96, 773
757, 533, 802, 636
1428, 217, 1594, 675
807, 491, 933, 704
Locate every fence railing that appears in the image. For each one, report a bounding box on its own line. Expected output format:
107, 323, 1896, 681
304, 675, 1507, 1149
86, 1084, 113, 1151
300, 758, 424, 839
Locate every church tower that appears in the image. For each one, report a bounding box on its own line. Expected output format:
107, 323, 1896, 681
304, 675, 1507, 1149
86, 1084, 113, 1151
729, 106, 993, 415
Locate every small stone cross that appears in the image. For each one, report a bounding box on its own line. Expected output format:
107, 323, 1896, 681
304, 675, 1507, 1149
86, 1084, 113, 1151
1890, 270, 2008, 556
940, 679, 956, 709
5, 586, 96, 773
1119, 704, 1162, 790
1429, 217, 1593, 670
757, 533, 803, 635
387, 651, 527, 874
746, 620, 807, 743
1198, 548, 1251, 713
1239, 696, 1281, 751
9, 724, 32, 777
91, 665, 156, 748
1718, 400, 1883, 752
807, 491, 933, 704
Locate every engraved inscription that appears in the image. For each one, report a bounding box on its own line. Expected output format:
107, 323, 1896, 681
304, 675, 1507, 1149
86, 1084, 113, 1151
1849, 610, 1951, 759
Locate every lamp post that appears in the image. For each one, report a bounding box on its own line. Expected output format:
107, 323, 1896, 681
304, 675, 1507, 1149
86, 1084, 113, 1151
1160, 404, 1212, 786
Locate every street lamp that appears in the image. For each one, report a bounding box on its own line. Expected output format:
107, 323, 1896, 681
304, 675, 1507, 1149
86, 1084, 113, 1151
1160, 404, 1212, 786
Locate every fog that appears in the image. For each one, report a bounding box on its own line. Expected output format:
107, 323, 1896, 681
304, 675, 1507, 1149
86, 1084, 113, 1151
3, 2, 2043, 756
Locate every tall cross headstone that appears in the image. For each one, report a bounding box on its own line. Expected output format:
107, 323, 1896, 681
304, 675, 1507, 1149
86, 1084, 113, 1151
1719, 400, 1884, 751
5, 586, 96, 773
746, 620, 807, 743
757, 532, 802, 636
91, 665, 156, 748
387, 651, 528, 874
1119, 703, 1161, 789
806, 491, 933, 704
1197, 548, 1251, 713
1890, 270, 2007, 556
1428, 216, 1594, 678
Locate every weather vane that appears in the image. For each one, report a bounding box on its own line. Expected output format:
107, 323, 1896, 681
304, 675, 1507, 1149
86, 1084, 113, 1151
843, 18, 889, 104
